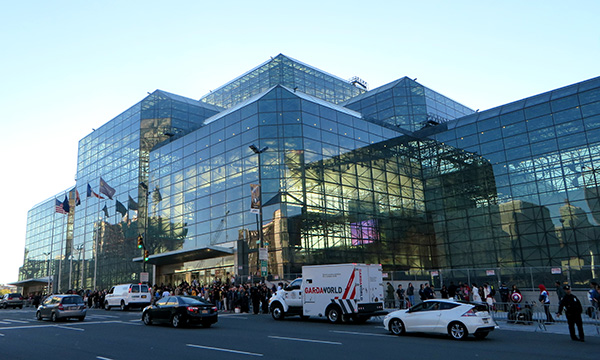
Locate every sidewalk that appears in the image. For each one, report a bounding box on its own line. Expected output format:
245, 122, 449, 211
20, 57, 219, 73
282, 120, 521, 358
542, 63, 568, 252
492, 311, 600, 337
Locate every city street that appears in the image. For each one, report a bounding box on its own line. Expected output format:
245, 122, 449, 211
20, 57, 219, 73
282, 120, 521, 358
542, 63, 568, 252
0, 307, 598, 360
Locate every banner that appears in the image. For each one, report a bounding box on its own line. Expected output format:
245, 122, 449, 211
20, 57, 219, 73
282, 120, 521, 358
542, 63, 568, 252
250, 183, 261, 214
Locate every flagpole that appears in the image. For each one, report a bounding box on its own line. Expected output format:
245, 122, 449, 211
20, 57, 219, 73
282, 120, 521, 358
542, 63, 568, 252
93, 186, 102, 290
49, 202, 57, 294
57, 198, 66, 293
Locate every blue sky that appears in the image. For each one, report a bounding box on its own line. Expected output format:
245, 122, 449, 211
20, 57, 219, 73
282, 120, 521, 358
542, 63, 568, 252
1, 1, 598, 285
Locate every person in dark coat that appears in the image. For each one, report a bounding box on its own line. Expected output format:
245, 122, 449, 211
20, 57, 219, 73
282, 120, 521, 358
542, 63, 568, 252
557, 285, 584, 342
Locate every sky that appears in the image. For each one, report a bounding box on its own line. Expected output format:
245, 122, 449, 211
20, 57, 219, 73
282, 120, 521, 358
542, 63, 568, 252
1, 1, 599, 285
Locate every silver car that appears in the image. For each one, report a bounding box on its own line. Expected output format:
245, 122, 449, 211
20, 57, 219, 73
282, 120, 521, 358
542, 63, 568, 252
36, 295, 87, 322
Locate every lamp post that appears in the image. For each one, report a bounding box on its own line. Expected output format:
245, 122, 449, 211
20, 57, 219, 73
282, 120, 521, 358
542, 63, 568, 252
43, 252, 51, 294
249, 144, 268, 278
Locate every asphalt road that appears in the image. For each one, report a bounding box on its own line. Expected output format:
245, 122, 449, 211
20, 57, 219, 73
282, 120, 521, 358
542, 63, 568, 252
0, 307, 597, 360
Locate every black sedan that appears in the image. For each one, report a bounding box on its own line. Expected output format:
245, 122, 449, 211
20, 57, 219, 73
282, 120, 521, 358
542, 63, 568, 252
142, 296, 218, 328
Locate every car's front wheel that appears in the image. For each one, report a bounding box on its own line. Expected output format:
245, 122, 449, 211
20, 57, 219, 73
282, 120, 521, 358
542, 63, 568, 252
326, 306, 342, 324
389, 318, 406, 335
449, 322, 468, 340
104, 302, 110, 311
271, 303, 284, 320
171, 314, 184, 328
142, 312, 152, 325
36, 311, 42, 321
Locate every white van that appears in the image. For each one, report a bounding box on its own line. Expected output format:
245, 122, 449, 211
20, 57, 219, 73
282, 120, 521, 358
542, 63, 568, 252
104, 283, 152, 310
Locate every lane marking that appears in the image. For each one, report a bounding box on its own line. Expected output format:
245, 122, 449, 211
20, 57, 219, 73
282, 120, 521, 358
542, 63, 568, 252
330, 330, 389, 337
97, 357, 114, 360
0, 333, 4, 336
187, 344, 263, 357
268, 335, 342, 345
54, 325, 85, 332
3, 319, 29, 323
0, 321, 11, 324
218, 315, 248, 319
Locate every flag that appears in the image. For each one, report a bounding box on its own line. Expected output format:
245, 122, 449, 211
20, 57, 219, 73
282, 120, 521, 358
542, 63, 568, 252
99, 177, 116, 200
62, 195, 70, 214
87, 184, 104, 199
102, 205, 109, 218
115, 199, 127, 217
152, 186, 162, 203
55, 199, 68, 214
128, 195, 139, 210
75, 189, 81, 206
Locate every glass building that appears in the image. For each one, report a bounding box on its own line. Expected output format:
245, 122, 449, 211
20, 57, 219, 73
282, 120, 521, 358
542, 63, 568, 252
17, 54, 600, 292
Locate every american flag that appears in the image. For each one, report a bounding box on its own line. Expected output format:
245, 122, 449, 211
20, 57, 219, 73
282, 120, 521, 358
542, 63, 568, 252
55, 199, 68, 214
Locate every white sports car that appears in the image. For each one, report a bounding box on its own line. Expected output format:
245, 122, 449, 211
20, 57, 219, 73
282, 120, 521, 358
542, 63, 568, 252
383, 299, 497, 340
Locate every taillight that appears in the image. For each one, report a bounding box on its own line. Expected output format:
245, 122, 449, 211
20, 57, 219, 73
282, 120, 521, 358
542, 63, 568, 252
212, 306, 218, 312
187, 306, 198, 313
58, 304, 64, 311
462, 309, 477, 317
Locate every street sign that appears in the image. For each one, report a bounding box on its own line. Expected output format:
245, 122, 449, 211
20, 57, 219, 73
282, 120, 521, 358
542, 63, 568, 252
260, 260, 268, 277
259, 247, 268, 260
140, 272, 149, 283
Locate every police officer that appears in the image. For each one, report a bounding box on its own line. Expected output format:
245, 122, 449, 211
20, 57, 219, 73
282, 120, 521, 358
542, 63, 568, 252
557, 285, 584, 342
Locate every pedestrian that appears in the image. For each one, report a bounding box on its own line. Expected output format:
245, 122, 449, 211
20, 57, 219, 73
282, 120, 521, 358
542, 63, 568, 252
424, 283, 435, 299
396, 284, 405, 309
557, 285, 584, 342
555, 281, 566, 304
440, 285, 449, 299
448, 281, 458, 299
418, 284, 426, 302
471, 283, 482, 303
406, 282, 415, 307
538, 284, 554, 323
498, 283, 509, 311
386, 282, 395, 308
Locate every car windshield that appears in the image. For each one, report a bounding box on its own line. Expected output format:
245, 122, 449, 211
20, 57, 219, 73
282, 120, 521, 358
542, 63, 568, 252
61, 296, 83, 304
180, 296, 211, 305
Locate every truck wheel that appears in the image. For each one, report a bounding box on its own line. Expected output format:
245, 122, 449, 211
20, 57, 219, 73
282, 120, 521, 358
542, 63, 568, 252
104, 302, 110, 311
120, 301, 128, 311
271, 304, 285, 320
327, 306, 342, 324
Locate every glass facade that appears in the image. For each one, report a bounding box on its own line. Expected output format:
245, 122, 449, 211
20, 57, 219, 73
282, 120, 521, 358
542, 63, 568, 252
343, 77, 474, 133
425, 77, 600, 270
200, 54, 365, 109
18, 55, 600, 291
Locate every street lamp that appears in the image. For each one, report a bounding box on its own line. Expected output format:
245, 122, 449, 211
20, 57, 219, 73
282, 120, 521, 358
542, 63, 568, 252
249, 144, 268, 278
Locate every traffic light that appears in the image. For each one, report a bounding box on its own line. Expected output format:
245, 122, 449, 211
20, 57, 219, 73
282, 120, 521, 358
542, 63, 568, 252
144, 250, 149, 261
137, 234, 143, 249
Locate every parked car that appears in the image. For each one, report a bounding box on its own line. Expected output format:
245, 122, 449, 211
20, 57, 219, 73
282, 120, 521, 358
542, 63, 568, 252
142, 295, 218, 328
0, 293, 24, 309
104, 283, 152, 310
36, 294, 87, 322
383, 299, 497, 340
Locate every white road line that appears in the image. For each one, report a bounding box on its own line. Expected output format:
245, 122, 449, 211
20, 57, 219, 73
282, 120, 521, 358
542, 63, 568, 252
330, 330, 389, 337
3, 319, 29, 323
0, 321, 11, 324
97, 356, 114, 360
54, 325, 85, 332
218, 314, 249, 319
187, 344, 263, 357
268, 335, 342, 345
0, 333, 4, 336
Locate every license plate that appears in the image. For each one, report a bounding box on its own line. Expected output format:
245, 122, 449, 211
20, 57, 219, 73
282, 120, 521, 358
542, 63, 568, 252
142, 295, 146, 298
202, 310, 208, 314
